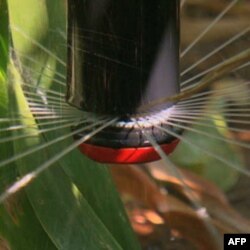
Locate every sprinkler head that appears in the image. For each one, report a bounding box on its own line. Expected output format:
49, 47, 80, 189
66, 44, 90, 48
67, 1, 181, 163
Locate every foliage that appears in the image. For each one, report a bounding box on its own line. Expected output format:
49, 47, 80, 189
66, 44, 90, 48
0, 1, 140, 249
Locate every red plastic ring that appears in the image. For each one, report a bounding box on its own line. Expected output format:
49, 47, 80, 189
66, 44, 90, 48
78, 139, 179, 164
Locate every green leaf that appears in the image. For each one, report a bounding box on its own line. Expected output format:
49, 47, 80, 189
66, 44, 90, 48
0, 0, 9, 113
0, 192, 57, 250
0, 2, 56, 250
7, 0, 49, 54
8, 63, 123, 250
0, 0, 17, 194
170, 117, 243, 191
44, 131, 140, 250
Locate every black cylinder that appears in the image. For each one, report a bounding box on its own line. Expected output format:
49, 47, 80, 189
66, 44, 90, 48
67, 0, 180, 116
